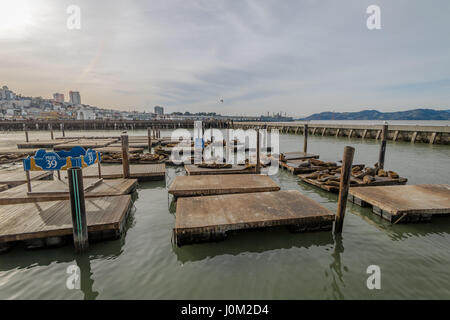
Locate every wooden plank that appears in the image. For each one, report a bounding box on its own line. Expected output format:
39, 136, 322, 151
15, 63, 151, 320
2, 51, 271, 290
279, 152, 320, 161
298, 172, 407, 193
80, 163, 165, 181
0, 178, 137, 204
17, 139, 77, 149
0, 195, 132, 244
96, 146, 144, 154
184, 164, 255, 175
53, 139, 117, 150
174, 190, 335, 246
169, 174, 280, 197
0, 184, 8, 192
0, 168, 52, 188
349, 184, 450, 221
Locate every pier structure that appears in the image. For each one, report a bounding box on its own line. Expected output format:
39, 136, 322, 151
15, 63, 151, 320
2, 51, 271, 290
233, 122, 450, 144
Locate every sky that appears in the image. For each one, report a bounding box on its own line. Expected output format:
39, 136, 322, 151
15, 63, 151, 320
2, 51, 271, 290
1, 0, 449, 117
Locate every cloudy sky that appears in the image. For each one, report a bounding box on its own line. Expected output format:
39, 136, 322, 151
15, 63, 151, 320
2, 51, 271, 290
1, 0, 449, 116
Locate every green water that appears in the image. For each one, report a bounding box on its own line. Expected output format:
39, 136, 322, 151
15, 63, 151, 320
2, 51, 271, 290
0, 130, 449, 299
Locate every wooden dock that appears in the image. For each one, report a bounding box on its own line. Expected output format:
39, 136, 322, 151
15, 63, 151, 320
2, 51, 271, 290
0, 178, 137, 205
16, 139, 77, 149
280, 152, 320, 162
95, 146, 144, 154
53, 139, 117, 150
169, 174, 280, 198
0, 168, 52, 188
80, 163, 166, 181
185, 164, 255, 175
174, 190, 335, 246
349, 184, 450, 223
298, 173, 407, 193
0, 195, 132, 248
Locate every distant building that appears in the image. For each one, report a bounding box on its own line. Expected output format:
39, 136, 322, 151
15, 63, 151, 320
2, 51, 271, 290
0, 86, 15, 100
53, 93, 65, 103
154, 106, 164, 115
69, 91, 81, 105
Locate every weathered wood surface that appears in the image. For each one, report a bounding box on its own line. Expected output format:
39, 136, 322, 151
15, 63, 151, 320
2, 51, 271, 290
96, 146, 144, 154
80, 163, 165, 181
0, 184, 7, 192
0, 195, 132, 244
169, 174, 280, 197
174, 190, 335, 246
349, 184, 450, 223
280, 152, 320, 161
0, 148, 41, 155
53, 139, 117, 150
16, 139, 77, 149
108, 142, 150, 148
185, 164, 255, 175
0, 178, 137, 204
0, 168, 52, 188
298, 173, 407, 193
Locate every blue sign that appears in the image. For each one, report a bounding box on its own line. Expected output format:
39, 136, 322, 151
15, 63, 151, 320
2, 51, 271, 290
23, 147, 101, 171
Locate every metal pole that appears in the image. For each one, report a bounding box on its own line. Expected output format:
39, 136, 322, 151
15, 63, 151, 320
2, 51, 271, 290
68, 167, 89, 252
334, 146, 355, 234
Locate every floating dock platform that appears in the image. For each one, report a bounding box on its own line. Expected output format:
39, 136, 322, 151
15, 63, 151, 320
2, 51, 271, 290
81, 163, 166, 181
0, 178, 137, 205
174, 190, 335, 246
16, 139, 77, 149
53, 139, 117, 150
280, 152, 320, 161
349, 184, 450, 223
0, 168, 52, 188
0, 195, 133, 250
184, 164, 255, 175
169, 174, 280, 198
298, 173, 407, 193
95, 146, 144, 154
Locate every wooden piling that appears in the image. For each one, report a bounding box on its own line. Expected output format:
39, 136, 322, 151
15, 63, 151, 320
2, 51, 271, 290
121, 135, 130, 178
334, 146, 355, 233
61, 123, 65, 137
378, 123, 388, 170
256, 129, 260, 174
67, 167, 89, 252
25, 128, 29, 142
147, 128, 152, 150
303, 124, 308, 153
25, 171, 32, 193
97, 160, 102, 179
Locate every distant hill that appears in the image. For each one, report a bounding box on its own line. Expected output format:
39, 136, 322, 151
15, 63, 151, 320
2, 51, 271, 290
298, 109, 450, 121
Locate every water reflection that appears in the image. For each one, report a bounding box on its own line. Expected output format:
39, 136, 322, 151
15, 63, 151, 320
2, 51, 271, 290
348, 203, 450, 240
174, 227, 334, 263
75, 253, 99, 300
328, 234, 346, 300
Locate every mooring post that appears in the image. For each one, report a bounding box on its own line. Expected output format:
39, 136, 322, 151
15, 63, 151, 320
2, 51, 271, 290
25, 127, 29, 142
121, 134, 130, 178
303, 124, 308, 153
57, 170, 61, 180
378, 122, 388, 170
147, 127, 152, 150
68, 167, 89, 252
61, 123, 65, 137
97, 158, 102, 179
256, 129, 261, 174
25, 170, 32, 193
50, 126, 54, 140
334, 146, 355, 234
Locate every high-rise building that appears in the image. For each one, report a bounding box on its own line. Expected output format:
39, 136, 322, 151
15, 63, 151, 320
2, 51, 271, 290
154, 106, 164, 115
53, 93, 65, 103
69, 91, 81, 105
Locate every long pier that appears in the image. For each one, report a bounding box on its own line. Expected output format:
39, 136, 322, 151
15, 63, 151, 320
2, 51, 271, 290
1, 120, 448, 144
234, 122, 450, 144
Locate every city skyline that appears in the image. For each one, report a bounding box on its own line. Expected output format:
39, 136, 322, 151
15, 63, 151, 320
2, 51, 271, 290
1, 0, 450, 116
